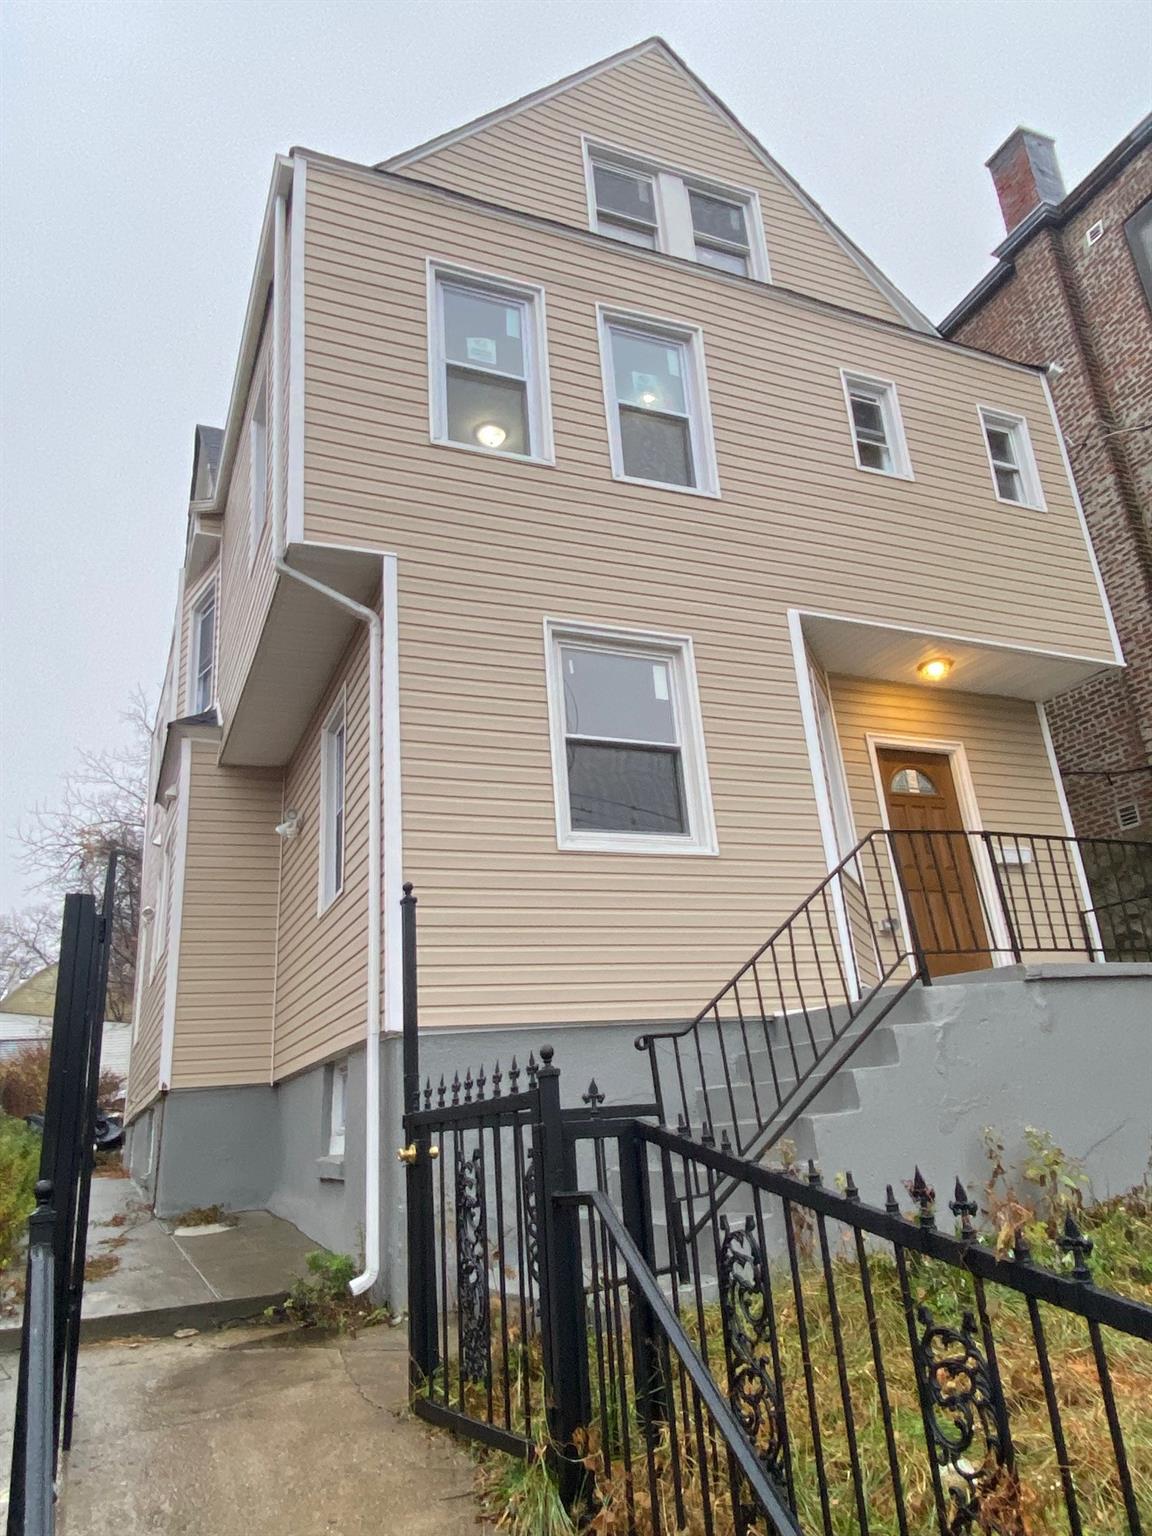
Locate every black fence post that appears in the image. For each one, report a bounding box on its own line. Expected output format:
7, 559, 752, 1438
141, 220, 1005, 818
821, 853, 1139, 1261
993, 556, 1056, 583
618, 1124, 669, 1438
535, 1047, 591, 1513
401, 884, 439, 1391
885, 831, 933, 985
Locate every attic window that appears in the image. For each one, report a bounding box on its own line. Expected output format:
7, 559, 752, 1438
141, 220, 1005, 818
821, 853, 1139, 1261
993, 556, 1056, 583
584, 141, 769, 281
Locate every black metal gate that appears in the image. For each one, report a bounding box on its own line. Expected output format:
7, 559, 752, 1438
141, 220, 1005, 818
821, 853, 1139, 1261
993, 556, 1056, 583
7, 859, 118, 1536
400, 884, 1152, 1536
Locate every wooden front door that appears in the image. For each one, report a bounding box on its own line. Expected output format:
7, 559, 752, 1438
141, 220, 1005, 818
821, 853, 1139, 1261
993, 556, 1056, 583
877, 748, 991, 977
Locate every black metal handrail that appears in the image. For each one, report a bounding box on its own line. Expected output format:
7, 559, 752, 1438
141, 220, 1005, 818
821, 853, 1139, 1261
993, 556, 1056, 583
637, 829, 1152, 1165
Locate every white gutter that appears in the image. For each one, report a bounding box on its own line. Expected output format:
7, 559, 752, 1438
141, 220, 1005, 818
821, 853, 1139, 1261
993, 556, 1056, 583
271, 187, 383, 1298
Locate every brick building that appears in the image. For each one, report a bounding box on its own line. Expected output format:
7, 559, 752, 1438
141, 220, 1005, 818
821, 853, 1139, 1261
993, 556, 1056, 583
943, 117, 1152, 845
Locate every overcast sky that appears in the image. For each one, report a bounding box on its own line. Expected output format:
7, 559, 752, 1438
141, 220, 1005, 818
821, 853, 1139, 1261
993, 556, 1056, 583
1, 0, 1149, 913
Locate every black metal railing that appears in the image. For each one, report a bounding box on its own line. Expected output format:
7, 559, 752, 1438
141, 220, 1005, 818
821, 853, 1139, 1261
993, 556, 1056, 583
7, 861, 117, 1536
403, 1036, 1152, 1533
637, 830, 1152, 1166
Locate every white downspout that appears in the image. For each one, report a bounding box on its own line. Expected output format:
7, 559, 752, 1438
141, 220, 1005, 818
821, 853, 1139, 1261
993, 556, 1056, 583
271, 188, 382, 1297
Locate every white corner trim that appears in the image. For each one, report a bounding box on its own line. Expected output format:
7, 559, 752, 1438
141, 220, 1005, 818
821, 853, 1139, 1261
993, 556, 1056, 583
838, 368, 914, 480
158, 738, 193, 1091
272, 191, 286, 559
976, 402, 1047, 513
786, 612, 861, 996
381, 554, 405, 1035
595, 303, 721, 498
1036, 702, 1103, 957
1039, 372, 1124, 666
287, 156, 307, 546
541, 615, 718, 857
863, 730, 1013, 963
424, 257, 556, 465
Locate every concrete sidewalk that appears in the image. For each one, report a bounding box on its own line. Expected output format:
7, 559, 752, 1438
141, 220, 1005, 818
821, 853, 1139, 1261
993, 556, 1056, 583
35, 1325, 492, 1535
2, 1176, 320, 1348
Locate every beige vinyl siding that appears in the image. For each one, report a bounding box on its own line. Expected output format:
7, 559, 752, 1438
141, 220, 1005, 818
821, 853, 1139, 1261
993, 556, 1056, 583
169, 742, 282, 1087
217, 327, 277, 727
397, 47, 905, 325
289, 159, 1114, 1032
273, 628, 371, 1079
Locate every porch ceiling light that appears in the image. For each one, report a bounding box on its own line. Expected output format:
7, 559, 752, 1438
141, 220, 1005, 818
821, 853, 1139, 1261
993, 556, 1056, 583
917, 656, 954, 683
475, 422, 507, 449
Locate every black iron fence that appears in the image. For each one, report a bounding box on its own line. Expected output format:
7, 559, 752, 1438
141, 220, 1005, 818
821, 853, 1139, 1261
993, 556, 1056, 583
400, 885, 1152, 1535
7, 862, 117, 1536
638, 830, 1152, 1167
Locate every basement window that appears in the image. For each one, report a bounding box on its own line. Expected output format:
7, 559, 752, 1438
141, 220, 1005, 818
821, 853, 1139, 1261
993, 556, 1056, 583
327, 1061, 348, 1157
979, 407, 1046, 510
545, 621, 717, 855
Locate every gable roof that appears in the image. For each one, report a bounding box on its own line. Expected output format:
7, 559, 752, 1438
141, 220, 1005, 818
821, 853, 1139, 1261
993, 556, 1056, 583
380, 37, 934, 334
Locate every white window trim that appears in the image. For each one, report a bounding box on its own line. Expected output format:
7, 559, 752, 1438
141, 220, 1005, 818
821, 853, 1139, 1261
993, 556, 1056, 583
150, 822, 174, 982
248, 371, 269, 566
977, 405, 1046, 512
425, 259, 555, 466
543, 618, 718, 856
318, 686, 348, 915
327, 1060, 348, 1157
596, 305, 720, 498
839, 370, 914, 481
581, 137, 771, 282
188, 575, 218, 716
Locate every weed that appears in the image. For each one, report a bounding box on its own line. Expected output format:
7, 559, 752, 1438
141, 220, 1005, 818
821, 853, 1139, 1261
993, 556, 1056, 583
267, 1249, 389, 1334
476, 1439, 577, 1536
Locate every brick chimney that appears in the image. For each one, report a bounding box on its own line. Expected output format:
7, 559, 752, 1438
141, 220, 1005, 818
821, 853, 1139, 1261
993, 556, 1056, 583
986, 128, 1065, 233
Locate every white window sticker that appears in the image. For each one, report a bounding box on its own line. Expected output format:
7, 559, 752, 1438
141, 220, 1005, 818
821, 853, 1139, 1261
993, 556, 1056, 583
666, 350, 680, 378
506, 309, 521, 339
466, 336, 498, 366
652, 665, 669, 701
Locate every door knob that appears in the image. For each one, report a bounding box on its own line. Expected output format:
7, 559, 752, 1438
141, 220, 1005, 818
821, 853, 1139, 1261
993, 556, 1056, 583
397, 1143, 439, 1164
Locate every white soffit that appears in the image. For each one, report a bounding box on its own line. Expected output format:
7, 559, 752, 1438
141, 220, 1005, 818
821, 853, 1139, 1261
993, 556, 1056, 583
800, 613, 1117, 702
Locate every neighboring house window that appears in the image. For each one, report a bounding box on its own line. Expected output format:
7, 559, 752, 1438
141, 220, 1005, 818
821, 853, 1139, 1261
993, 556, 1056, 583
319, 692, 347, 911
190, 584, 217, 713
810, 667, 857, 860
326, 1061, 348, 1156
545, 622, 717, 855
840, 372, 913, 479
979, 407, 1045, 509
249, 373, 268, 560
599, 310, 719, 494
1125, 199, 1152, 308
584, 143, 769, 281
428, 264, 552, 462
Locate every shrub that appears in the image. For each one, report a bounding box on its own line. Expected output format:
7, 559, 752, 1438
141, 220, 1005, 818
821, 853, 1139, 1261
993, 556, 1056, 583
0, 1041, 123, 1120
0, 1113, 40, 1273
270, 1250, 387, 1333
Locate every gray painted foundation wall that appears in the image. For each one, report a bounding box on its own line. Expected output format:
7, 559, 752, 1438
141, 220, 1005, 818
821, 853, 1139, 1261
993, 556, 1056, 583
126, 968, 1152, 1306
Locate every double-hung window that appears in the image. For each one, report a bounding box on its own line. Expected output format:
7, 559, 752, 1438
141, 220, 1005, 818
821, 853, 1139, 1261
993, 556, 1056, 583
979, 407, 1045, 509
319, 692, 347, 912
585, 143, 769, 281
545, 622, 716, 855
249, 373, 268, 560
599, 311, 718, 494
840, 372, 912, 478
591, 162, 659, 248
428, 264, 552, 462
190, 583, 217, 713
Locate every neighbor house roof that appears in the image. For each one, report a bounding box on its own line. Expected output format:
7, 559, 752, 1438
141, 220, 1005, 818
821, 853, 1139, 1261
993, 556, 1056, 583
941, 112, 1152, 335
0, 964, 58, 1017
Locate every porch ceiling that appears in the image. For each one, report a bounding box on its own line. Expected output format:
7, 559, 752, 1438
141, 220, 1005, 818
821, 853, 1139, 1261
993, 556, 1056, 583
219, 543, 384, 768
800, 613, 1118, 702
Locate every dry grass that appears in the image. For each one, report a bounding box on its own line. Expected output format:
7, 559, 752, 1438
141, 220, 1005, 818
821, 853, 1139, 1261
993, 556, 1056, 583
455, 1157, 1152, 1536
84, 1252, 120, 1282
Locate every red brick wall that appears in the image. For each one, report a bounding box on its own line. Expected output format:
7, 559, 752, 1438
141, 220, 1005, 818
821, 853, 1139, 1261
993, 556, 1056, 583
953, 146, 1152, 842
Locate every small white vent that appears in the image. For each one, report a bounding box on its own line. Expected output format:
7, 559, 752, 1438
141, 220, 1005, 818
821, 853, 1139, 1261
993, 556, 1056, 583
1116, 801, 1141, 830
1086, 219, 1105, 246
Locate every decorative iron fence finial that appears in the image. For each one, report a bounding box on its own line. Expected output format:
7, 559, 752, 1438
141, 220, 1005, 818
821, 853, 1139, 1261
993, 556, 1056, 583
1058, 1212, 1094, 1281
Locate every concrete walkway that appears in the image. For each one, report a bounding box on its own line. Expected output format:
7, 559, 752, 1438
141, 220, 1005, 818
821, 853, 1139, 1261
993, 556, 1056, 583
36, 1324, 491, 1534
2, 1175, 320, 1347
